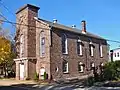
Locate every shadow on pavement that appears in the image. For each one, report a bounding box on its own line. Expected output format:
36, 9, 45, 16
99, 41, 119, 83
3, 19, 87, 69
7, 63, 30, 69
8, 82, 86, 90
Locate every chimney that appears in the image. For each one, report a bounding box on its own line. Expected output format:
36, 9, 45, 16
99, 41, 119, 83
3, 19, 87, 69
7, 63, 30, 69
72, 24, 76, 28
53, 19, 57, 23
81, 20, 86, 34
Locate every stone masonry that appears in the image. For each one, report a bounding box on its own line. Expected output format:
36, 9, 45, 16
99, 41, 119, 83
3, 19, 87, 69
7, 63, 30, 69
14, 4, 108, 80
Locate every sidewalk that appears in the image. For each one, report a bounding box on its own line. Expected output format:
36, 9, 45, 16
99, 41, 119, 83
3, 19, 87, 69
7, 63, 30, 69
0, 79, 37, 86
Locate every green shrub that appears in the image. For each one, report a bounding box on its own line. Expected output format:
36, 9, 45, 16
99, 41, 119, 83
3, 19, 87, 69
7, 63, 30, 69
87, 76, 95, 86
34, 72, 39, 81
25, 77, 30, 80
84, 76, 95, 86
44, 72, 47, 80
103, 61, 120, 81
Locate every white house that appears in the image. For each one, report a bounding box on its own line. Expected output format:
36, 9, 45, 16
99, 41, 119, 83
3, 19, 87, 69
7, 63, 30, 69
110, 48, 120, 61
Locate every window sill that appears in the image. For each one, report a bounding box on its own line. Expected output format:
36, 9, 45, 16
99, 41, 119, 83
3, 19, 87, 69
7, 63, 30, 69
90, 55, 94, 57
63, 53, 68, 55
79, 71, 84, 73
40, 56, 45, 58
78, 54, 83, 56
63, 72, 69, 74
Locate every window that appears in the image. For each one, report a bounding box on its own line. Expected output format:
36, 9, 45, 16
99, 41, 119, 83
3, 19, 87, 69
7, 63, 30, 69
117, 52, 119, 57
20, 35, 24, 58
62, 34, 68, 54
99, 44, 103, 57
55, 67, 59, 72
100, 62, 104, 67
89, 40, 94, 56
77, 37, 82, 55
63, 60, 68, 73
40, 31, 45, 57
115, 53, 116, 57
78, 62, 84, 72
40, 67, 45, 76
90, 62, 95, 70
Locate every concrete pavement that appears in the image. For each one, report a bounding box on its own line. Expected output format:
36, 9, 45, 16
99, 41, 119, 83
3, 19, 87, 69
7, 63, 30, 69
0, 79, 37, 86
1, 79, 120, 90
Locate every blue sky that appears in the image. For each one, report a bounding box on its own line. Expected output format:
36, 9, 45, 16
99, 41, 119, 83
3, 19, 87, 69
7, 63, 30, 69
0, 0, 120, 49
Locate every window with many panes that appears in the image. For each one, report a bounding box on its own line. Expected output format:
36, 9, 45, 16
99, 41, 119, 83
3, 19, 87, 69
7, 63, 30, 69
99, 43, 103, 57
77, 37, 82, 55
20, 35, 24, 58
78, 62, 84, 72
40, 31, 45, 57
90, 62, 95, 70
62, 34, 68, 54
89, 39, 94, 56
63, 60, 68, 73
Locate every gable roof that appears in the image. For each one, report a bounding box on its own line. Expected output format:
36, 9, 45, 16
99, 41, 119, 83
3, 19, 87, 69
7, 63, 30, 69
38, 18, 106, 40
111, 48, 120, 51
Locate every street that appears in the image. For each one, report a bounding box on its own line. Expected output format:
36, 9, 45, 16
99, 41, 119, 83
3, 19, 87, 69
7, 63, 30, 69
0, 86, 29, 90
1, 79, 120, 90
1, 85, 120, 90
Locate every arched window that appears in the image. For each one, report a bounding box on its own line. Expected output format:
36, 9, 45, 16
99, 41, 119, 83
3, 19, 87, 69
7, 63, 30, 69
99, 43, 103, 57
78, 62, 84, 72
62, 34, 68, 54
89, 38, 94, 56
77, 37, 82, 55
62, 60, 68, 73
40, 31, 45, 57
40, 67, 45, 76
20, 35, 24, 58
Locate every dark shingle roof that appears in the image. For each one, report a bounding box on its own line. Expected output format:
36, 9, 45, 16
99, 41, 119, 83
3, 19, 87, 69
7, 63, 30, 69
39, 18, 106, 40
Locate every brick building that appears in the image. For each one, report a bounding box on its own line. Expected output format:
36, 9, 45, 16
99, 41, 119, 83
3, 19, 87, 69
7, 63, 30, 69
14, 4, 108, 80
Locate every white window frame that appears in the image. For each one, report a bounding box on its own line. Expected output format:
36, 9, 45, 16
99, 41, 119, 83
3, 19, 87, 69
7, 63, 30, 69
63, 61, 68, 73
40, 67, 45, 76
79, 43, 82, 55
91, 63, 95, 68
20, 35, 24, 58
62, 34, 68, 54
77, 38, 82, 55
78, 62, 84, 72
91, 46, 94, 56
91, 62, 95, 70
90, 42, 94, 56
100, 44, 103, 57
40, 31, 45, 57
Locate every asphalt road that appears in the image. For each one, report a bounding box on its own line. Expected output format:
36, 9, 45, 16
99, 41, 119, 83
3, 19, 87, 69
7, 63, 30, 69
0, 86, 29, 90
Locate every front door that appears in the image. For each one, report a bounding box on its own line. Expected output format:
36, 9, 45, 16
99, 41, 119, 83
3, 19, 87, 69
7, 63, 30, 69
20, 63, 24, 80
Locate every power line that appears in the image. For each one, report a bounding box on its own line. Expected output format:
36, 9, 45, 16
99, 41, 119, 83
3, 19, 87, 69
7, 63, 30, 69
0, 1, 49, 30
107, 39, 120, 43
0, 16, 120, 44
0, 0, 15, 17
0, 1, 48, 27
0, 19, 50, 30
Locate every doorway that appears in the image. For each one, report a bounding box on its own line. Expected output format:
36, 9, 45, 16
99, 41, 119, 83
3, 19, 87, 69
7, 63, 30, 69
20, 63, 24, 80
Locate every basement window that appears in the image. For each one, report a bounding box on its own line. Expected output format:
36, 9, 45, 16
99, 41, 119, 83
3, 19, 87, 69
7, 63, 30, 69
78, 62, 84, 72
63, 60, 68, 73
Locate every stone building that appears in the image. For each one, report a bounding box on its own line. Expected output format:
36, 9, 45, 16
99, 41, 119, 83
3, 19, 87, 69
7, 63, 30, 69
14, 4, 108, 80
